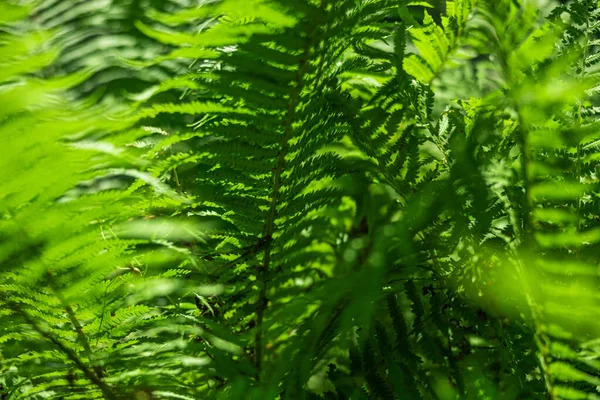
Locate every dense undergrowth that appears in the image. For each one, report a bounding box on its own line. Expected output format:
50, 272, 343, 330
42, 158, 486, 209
2, 0, 600, 399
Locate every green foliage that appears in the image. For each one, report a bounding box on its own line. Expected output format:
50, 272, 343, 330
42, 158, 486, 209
2, 0, 600, 399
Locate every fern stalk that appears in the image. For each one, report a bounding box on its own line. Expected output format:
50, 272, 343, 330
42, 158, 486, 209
9, 302, 117, 400
254, 0, 327, 376
49, 278, 105, 379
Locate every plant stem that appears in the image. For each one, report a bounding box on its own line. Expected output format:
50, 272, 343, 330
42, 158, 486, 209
254, 3, 327, 378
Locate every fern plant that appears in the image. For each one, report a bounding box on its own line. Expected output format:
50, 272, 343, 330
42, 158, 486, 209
3, 0, 600, 399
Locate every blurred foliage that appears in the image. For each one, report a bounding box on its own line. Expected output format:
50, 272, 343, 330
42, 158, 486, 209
2, 0, 600, 399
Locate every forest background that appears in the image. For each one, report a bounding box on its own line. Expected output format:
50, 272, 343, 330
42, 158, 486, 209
2, 0, 600, 399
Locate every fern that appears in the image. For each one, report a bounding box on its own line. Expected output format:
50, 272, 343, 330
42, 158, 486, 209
5, 0, 600, 399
